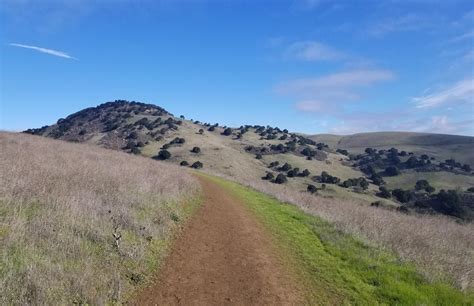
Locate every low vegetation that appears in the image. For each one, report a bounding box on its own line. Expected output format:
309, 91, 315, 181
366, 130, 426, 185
207, 175, 472, 304
0, 132, 199, 304
212, 173, 474, 291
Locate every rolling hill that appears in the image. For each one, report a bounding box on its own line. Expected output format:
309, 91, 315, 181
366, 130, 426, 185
24, 100, 474, 220
310, 132, 474, 166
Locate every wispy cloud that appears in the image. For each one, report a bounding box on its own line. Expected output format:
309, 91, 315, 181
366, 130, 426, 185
284, 41, 344, 61
328, 112, 474, 136
369, 14, 433, 37
9, 43, 78, 60
277, 69, 394, 114
413, 79, 474, 108
450, 30, 474, 43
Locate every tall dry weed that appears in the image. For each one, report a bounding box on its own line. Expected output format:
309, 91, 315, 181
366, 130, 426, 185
0, 132, 199, 304
205, 169, 474, 290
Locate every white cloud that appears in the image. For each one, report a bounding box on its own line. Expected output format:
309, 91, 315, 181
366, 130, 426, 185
285, 41, 343, 61
328, 113, 474, 136
451, 30, 474, 43
9, 43, 77, 60
278, 69, 393, 94
369, 14, 433, 37
413, 79, 474, 108
277, 69, 394, 114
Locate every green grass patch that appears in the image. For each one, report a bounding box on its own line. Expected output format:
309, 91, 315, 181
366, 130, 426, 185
204, 174, 471, 305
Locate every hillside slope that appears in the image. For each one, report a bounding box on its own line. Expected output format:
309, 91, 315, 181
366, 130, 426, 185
25, 100, 474, 220
0, 132, 199, 304
310, 132, 474, 166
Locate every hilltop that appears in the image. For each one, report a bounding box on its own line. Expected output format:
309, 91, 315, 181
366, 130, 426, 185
25, 100, 474, 220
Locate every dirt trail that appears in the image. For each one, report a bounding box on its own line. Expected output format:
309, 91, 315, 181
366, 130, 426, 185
134, 175, 302, 305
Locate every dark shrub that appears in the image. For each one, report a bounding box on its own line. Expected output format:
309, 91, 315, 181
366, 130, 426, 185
269, 161, 280, 168
341, 177, 369, 190
301, 147, 315, 157
222, 128, 232, 136
180, 161, 189, 166
170, 137, 185, 144
300, 169, 311, 177
127, 131, 138, 139
191, 147, 201, 154
162, 143, 170, 149
425, 186, 436, 193
198, 129, 204, 134
392, 189, 413, 203
436, 189, 462, 216
208, 126, 215, 132
415, 180, 430, 191
191, 161, 203, 169
370, 175, 385, 186
287, 169, 296, 177
405, 156, 422, 168
376, 186, 391, 199
262, 172, 274, 180
130, 147, 141, 155
279, 163, 292, 172
256, 154, 263, 160
319, 171, 340, 184
307, 184, 317, 193
385, 166, 400, 176
336, 149, 349, 156
274, 174, 287, 184
156, 149, 171, 160
462, 164, 472, 172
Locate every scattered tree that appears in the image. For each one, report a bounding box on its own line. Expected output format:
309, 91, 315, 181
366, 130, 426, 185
376, 186, 391, 199
191, 147, 201, 154
385, 166, 400, 176
392, 189, 413, 203
307, 184, 317, 194
191, 161, 203, 169
222, 128, 232, 136
156, 149, 171, 160
262, 172, 274, 180
180, 161, 189, 166
274, 173, 287, 184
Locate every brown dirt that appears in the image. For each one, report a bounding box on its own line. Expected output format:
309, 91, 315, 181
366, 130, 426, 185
133, 175, 303, 305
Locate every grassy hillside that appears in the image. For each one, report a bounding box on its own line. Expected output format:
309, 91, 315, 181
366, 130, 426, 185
206, 174, 473, 304
25, 101, 473, 220
213, 171, 474, 291
310, 131, 474, 166
0, 132, 199, 304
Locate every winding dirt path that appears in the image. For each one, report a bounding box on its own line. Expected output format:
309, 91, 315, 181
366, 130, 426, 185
134, 175, 302, 305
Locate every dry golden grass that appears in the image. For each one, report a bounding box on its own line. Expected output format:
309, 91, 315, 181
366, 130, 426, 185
0, 132, 199, 304
205, 170, 474, 291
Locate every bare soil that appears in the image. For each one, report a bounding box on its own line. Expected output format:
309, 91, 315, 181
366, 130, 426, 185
133, 175, 302, 305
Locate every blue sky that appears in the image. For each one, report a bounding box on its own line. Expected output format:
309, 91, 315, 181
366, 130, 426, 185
1, 0, 473, 135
